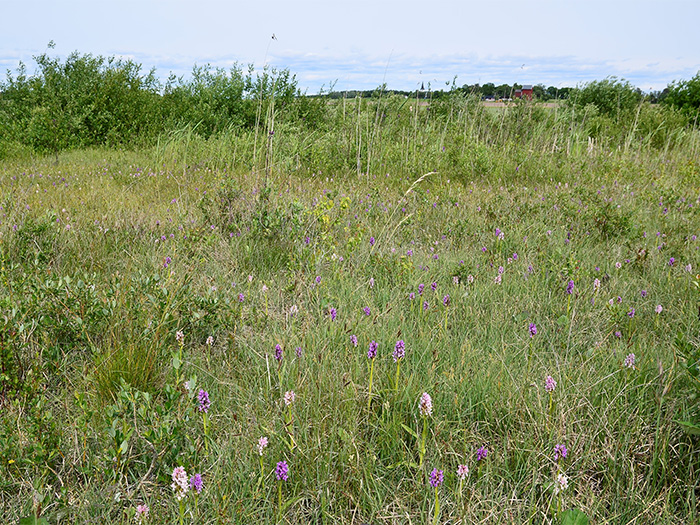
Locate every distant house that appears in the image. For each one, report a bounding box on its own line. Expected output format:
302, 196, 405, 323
514, 85, 534, 100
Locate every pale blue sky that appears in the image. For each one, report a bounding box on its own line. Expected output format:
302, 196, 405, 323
1, 0, 698, 93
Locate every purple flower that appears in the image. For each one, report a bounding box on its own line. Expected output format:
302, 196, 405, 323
529, 323, 537, 338
163, 256, 172, 269
640, 289, 647, 298
476, 447, 488, 461
238, 293, 245, 303
544, 375, 556, 393
393, 340, 405, 362
495, 228, 501, 237
624, 353, 636, 369
363, 306, 371, 316
669, 257, 675, 266
429, 468, 444, 487
189, 473, 203, 494
431, 281, 437, 292
423, 300, 429, 311
408, 292, 415, 300
554, 444, 568, 462
418, 283, 425, 295
315, 275, 322, 284
627, 308, 635, 318
197, 389, 210, 413
330, 307, 337, 321
419, 392, 433, 416
295, 346, 303, 358
566, 280, 574, 295
368, 340, 378, 360
369, 237, 375, 246
350, 334, 358, 347
275, 461, 289, 481
615, 330, 622, 338
442, 295, 450, 307
274, 344, 283, 362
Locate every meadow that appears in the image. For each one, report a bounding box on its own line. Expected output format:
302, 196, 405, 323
1, 86, 700, 524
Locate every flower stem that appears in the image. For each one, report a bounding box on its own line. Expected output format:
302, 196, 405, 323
367, 359, 375, 410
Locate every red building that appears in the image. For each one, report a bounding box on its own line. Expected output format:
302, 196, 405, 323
514, 85, 534, 100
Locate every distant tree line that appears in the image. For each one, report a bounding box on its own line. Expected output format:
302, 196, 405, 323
1, 49, 699, 158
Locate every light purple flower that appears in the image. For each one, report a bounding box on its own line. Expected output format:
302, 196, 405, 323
544, 375, 556, 393
393, 340, 405, 362
295, 346, 303, 358
363, 306, 371, 316
171, 466, 189, 501
197, 389, 210, 413
627, 308, 635, 318
350, 334, 358, 347
238, 293, 245, 302
554, 444, 568, 461
656, 304, 663, 314
624, 353, 636, 369
257, 436, 269, 456
284, 390, 295, 406
457, 464, 469, 480
369, 236, 375, 246
419, 392, 433, 416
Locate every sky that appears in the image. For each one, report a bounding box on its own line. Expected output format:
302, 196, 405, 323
1, 0, 699, 94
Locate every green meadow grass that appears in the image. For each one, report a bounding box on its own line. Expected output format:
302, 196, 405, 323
1, 98, 699, 524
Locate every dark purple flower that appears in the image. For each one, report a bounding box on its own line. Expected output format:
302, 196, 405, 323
512, 252, 518, 260
274, 344, 283, 362
189, 473, 203, 493
238, 293, 245, 302
640, 290, 647, 298
669, 257, 675, 266
275, 461, 289, 481
163, 256, 172, 269
566, 280, 574, 295
393, 340, 405, 362
429, 468, 444, 487
315, 275, 322, 284
369, 237, 375, 246
295, 346, 303, 358
197, 389, 210, 413
423, 300, 429, 311
418, 283, 425, 295
368, 340, 378, 359
476, 447, 488, 461
408, 292, 415, 300
627, 308, 635, 318
431, 282, 437, 292
529, 323, 537, 338
442, 295, 450, 307
330, 307, 337, 321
